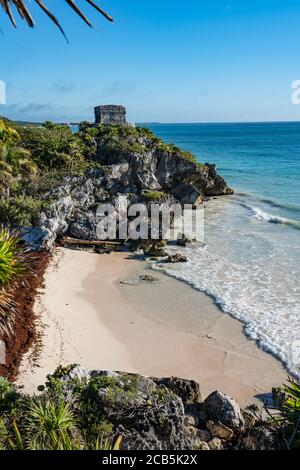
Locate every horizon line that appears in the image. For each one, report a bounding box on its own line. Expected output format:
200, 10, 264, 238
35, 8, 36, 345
6, 118, 300, 126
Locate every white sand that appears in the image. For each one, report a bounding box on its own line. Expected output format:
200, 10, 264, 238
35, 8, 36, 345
17, 247, 287, 406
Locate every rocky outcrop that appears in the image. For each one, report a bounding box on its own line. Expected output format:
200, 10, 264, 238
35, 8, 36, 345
202, 391, 245, 431
44, 365, 277, 451
21, 125, 233, 251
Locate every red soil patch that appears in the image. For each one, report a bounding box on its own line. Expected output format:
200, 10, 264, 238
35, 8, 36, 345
0, 252, 50, 381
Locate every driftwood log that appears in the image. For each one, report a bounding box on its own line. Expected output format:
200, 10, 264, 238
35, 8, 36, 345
61, 237, 121, 247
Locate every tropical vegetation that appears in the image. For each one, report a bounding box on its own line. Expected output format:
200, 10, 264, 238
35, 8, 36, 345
0, 368, 122, 450
0, 118, 208, 228
268, 378, 300, 449
0, 363, 300, 450
0, 228, 27, 336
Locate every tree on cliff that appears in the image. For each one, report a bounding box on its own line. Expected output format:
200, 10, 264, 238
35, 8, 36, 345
0, 0, 113, 40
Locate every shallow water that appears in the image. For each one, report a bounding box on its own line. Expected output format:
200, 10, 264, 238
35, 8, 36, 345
148, 122, 300, 377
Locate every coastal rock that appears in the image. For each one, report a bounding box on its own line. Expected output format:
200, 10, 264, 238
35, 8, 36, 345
194, 440, 210, 450
203, 391, 245, 431
153, 377, 202, 405
242, 408, 260, 429
206, 420, 234, 440
196, 429, 212, 442
208, 437, 224, 450
21, 365, 278, 451
167, 253, 188, 263
241, 427, 276, 450
177, 234, 193, 247
184, 414, 199, 428
146, 246, 169, 258
48, 367, 194, 450
139, 274, 159, 282
21, 126, 233, 251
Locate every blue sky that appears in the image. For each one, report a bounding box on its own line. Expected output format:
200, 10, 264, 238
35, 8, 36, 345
1, 0, 300, 123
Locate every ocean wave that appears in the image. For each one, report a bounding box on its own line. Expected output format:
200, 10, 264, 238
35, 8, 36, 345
236, 201, 300, 230
151, 247, 300, 379
237, 192, 300, 213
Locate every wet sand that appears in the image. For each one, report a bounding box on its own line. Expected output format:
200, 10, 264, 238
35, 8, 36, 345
17, 247, 287, 406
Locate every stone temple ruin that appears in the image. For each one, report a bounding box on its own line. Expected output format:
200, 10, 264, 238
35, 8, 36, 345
94, 105, 127, 125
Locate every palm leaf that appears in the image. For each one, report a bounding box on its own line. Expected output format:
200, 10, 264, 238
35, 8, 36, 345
0, 169, 13, 184
0, 160, 13, 173
0, 288, 16, 336
0, 0, 113, 40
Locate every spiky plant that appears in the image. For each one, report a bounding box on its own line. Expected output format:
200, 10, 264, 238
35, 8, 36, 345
0, 1, 113, 40
24, 399, 78, 450
269, 378, 300, 449
0, 228, 26, 287
0, 229, 27, 336
0, 288, 15, 336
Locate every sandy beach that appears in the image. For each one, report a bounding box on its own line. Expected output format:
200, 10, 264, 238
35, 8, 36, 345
17, 247, 287, 406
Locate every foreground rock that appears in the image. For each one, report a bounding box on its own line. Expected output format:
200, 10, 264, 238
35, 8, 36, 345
202, 391, 245, 432
37, 365, 278, 450
167, 253, 188, 263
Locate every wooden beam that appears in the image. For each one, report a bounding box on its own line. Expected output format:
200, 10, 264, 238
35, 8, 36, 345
62, 237, 121, 247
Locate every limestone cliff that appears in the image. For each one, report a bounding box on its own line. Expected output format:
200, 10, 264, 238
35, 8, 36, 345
22, 124, 233, 250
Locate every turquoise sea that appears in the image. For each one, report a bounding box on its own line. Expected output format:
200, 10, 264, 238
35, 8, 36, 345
148, 122, 300, 377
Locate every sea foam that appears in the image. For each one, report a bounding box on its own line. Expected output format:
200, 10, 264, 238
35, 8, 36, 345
152, 197, 300, 379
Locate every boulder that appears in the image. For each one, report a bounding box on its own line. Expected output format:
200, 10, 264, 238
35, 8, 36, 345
194, 440, 210, 450
203, 391, 245, 431
196, 429, 212, 442
177, 234, 193, 247
206, 420, 234, 440
167, 253, 188, 263
153, 377, 202, 405
242, 408, 260, 429
241, 427, 276, 450
139, 274, 159, 282
184, 414, 199, 428
208, 438, 224, 450
147, 246, 169, 258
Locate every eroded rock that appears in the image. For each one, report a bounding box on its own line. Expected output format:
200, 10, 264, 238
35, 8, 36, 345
167, 253, 188, 263
203, 391, 245, 431
206, 420, 234, 440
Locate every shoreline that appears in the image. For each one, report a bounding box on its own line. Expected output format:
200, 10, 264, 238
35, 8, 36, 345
16, 247, 287, 406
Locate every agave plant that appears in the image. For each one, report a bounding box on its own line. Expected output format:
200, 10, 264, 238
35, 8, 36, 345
0, 288, 15, 336
268, 377, 300, 449
0, 0, 113, 40
24, 399, 78, 450
0, 229, 27, 336
0, 228, 26, 287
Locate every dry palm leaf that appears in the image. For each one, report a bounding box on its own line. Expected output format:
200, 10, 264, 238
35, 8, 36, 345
0, 0, 113, 40
0, 287, 15, 336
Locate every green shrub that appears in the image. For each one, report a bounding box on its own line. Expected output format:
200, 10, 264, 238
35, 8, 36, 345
0, 229, 27, 335
0, 372, 122, 451
141, 191, 165, 201
270, 378, 300, 449
0, 229, 26, 287
0, 196, 52, 227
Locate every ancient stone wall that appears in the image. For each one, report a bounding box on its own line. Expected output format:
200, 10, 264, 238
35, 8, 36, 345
94, 105, 126, 124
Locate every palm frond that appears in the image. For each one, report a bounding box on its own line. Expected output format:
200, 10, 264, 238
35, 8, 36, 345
0, 287, 16, 336
0, 0, 113, 40
0, 228, 27, 287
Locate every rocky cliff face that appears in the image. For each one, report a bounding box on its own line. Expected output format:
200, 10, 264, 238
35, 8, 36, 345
40, 365, 276, 451
22, 125, 233, 250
